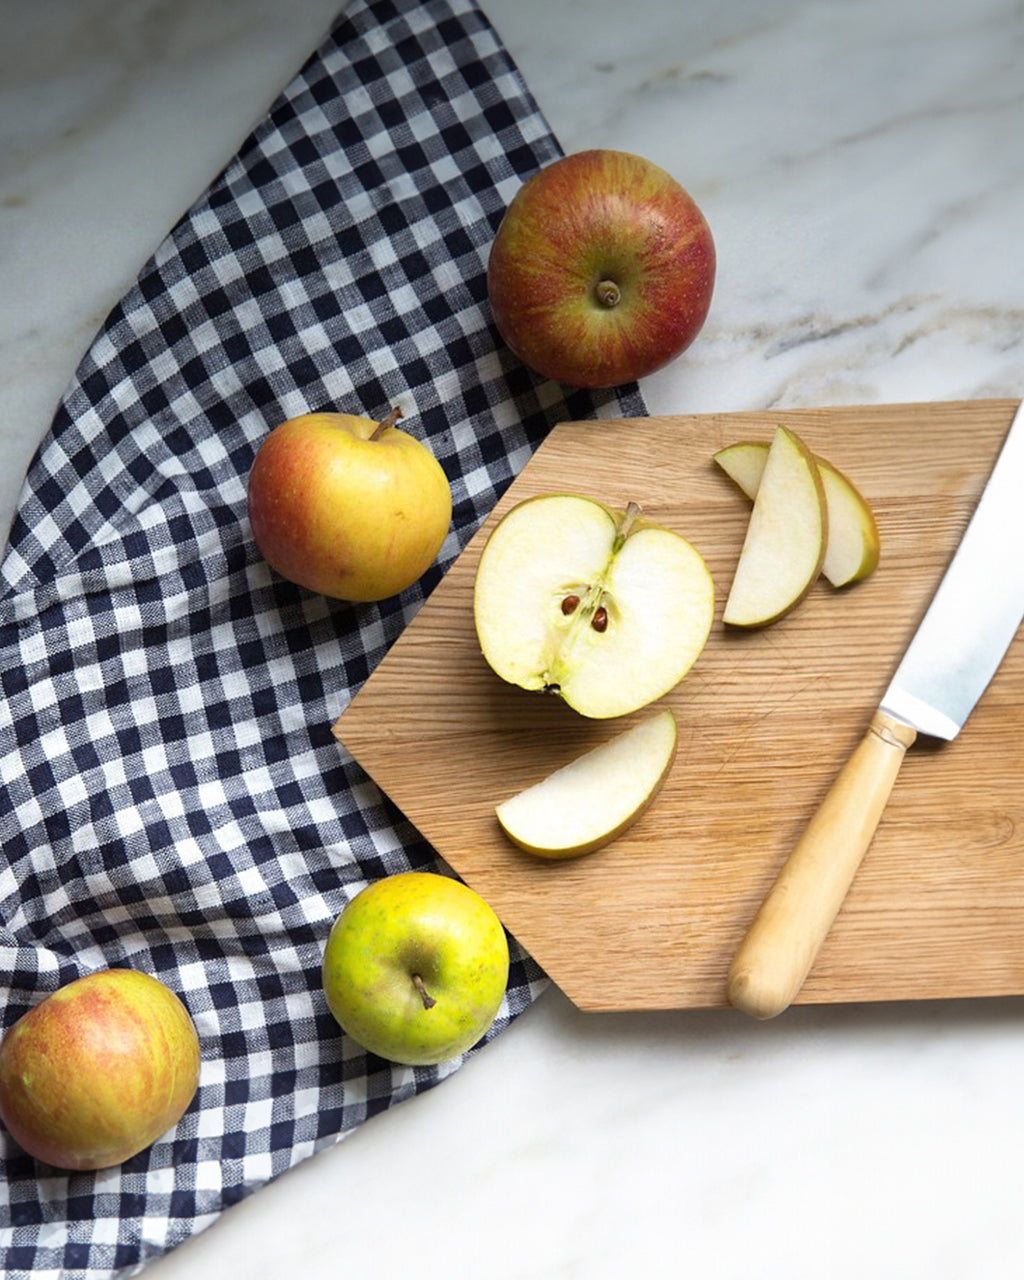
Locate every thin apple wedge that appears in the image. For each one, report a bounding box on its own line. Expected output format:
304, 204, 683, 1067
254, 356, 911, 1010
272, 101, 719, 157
474, 495, 714, 719
712, 439, 770, 499
714, 439, 880, 587
817, 461, 880, 586
495, 709, 677, 859
722, 426, 827, 628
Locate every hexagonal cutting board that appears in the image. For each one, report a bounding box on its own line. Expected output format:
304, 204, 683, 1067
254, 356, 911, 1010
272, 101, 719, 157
333, 400, 1024, 1012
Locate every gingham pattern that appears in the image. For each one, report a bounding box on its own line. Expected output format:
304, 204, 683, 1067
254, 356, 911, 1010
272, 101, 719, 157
0, 0, 645, 1274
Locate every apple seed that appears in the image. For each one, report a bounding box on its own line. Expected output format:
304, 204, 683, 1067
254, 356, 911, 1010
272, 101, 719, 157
561, 593, 581, 615
591, 606, 609, 633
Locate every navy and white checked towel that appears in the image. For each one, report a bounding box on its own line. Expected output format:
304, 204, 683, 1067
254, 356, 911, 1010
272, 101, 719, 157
0, 0, 644, 1274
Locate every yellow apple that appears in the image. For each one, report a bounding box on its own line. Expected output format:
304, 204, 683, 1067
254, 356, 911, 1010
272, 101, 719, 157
474, 495, 715, 719
722, 426, 827, 628
714, 439, 879, 587
322, 872, 509, 1066
247, 407, 451, 602
496, 708, 677, 858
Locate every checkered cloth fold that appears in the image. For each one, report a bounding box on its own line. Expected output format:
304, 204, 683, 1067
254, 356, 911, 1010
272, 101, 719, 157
0, 0, 645, 1274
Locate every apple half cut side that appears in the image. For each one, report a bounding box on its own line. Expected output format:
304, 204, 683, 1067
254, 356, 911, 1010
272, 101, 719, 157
496, 708, 677, 859
721, 426, 827, 628
473, 495, 715, 719
714, 439, 880, 587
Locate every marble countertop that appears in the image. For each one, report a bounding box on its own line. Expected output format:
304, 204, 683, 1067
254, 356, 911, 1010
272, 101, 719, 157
3, 0, 1024, 1276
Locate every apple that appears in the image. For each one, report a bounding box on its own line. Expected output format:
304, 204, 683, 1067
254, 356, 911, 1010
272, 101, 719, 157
322, 872, 509, 1066
247, 406, 451, 602
473, 494, 715, 719
0, 969, 200, 1171
722, 426, 827, 628
496, 708, 677, 859
487, 149, 715, 388
714, 439, 880, 587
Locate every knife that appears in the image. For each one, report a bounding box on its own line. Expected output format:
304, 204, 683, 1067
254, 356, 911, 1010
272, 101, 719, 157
728, 398, 1024, 1019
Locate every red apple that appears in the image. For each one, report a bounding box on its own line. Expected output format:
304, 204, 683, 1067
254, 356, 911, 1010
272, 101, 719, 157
0, 969, 201, 1171
487, 149, 716, 388
247, 406, 452, 603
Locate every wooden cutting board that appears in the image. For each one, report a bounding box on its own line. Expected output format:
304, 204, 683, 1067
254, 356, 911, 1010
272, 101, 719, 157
334, 399, 1024, 1012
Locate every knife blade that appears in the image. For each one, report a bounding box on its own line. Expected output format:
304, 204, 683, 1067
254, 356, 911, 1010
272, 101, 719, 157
728, 398, 1024, 1019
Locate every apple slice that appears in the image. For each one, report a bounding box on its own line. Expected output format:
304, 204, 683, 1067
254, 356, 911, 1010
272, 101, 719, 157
712, 440, 770, 499
721, 426, 827, 628
714, 440, 879, 587
474, 495, 714, 719
496, 709, 677, 859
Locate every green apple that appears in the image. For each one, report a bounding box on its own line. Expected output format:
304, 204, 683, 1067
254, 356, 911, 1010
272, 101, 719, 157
247, 406, 452, 602
322, 872, 509, 1066
496, 708, 677, 859
0, 969, 200, 1171
473, 494, 715, 719
722, 426, 828, 628
714, 439, 879, 587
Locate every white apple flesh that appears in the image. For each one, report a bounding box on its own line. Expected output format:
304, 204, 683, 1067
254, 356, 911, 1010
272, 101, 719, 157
496, 709, 677, 859
714, 439, 879, 587
474, 495, 715, 719
722, 426, 827, 628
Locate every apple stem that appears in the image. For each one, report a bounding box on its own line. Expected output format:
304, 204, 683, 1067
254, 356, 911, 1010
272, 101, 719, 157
370, 406, 404, 441
617, 501, 642, 544
595, 279, 621, 308
412, 974, 436, 1010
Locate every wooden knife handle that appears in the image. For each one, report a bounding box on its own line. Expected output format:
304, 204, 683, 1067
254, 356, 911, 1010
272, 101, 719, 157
727, 709, 918, 1020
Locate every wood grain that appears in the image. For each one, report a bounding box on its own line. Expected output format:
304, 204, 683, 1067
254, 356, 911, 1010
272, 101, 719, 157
333, 400, 1024, 1012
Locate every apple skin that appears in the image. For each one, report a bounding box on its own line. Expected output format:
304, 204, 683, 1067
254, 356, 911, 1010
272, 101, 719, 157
322, 872, 510, 1067
487, 149, 715, 388
713, 439, 880, 587
473, 494, 715, 719
496, 708, 678, 859
247, 409, 452, 603
0, 969, 201, 1171
722, 426, 827, 629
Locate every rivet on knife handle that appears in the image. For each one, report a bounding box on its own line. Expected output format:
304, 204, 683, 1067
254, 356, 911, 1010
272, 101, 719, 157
727, 710, 918, 1020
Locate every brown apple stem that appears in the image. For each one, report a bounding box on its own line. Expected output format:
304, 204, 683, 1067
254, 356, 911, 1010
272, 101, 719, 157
370, 406, 404, 441
412, 974, 436, 1010
617, 501, 642, 542
594, 279, 621, 308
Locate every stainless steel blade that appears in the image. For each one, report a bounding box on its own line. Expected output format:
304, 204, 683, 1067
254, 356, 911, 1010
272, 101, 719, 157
881, 398, 1024, 740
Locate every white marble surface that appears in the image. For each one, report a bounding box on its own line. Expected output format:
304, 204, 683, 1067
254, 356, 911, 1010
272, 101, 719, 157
3, 0, 1024, 1276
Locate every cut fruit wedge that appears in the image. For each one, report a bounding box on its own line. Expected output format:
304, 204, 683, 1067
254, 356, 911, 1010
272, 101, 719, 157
714, 439, 880, 587
495, 709, 678, 859
721, 426, 827, 628
473, 494, 714, 719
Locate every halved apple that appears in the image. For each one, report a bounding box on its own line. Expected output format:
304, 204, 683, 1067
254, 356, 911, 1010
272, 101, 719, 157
721, 426, 827, 628
714, 439, 880, 587
474, 495, 714, 719
495, 709, 677, 859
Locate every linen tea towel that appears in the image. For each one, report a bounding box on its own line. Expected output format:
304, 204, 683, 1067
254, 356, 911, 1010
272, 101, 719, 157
0, 0, 645, 1275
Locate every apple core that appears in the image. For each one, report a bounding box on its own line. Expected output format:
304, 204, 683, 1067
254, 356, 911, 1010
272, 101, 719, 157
473, 493, 715, 719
